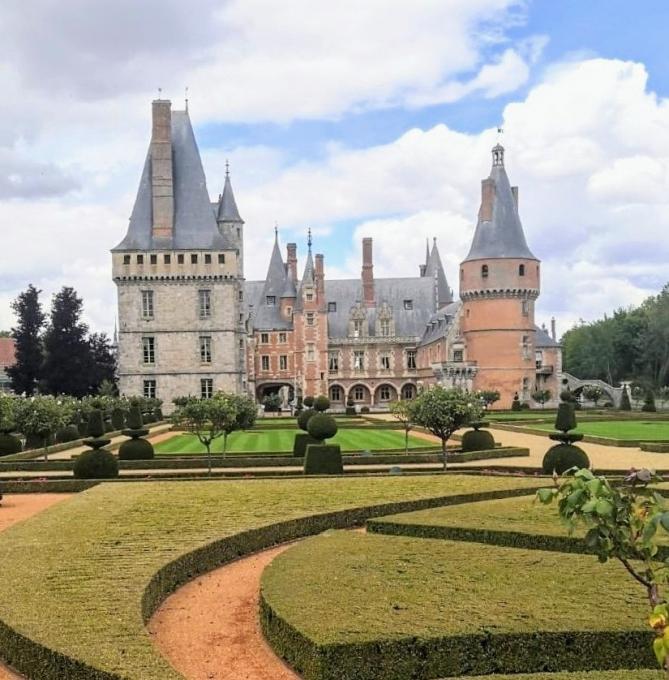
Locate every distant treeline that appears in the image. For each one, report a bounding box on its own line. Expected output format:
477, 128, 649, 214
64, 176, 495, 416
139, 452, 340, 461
562, 283, 669, 388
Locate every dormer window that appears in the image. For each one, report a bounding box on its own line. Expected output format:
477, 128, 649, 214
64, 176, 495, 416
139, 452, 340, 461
481, 264, 489, 278
403, 299, 413, 310
328, 302, 337, 312
353, 319, 363, 337
519, 264, 525, 276
266, 296, 276, 306
306, 292, 314, 302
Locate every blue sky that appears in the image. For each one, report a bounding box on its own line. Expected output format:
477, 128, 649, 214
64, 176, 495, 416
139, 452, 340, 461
1, 0, 668, 334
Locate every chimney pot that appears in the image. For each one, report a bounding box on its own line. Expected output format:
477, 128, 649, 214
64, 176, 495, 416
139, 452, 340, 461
479, 178, 495, 222
361, 237, 375, 306
151, 100, 174, 240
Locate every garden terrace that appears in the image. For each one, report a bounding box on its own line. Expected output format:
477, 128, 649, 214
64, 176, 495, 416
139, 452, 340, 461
0, 475, 542, 679
520, 419, 669, 446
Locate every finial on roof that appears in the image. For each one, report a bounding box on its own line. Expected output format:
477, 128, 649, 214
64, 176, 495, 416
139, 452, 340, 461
433, 236, 437, 245
492, 142, 504, 167
225, 159, 230, 178
158, 87, 162, 99
274, 222, 278, 241
185, 86, 189, 112
307, 228, 312, 250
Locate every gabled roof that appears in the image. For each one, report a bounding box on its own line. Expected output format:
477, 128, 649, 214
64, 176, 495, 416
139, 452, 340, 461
463, 144, 537, 262
535, 325, 560, 348
420, 301, 461, 345
113, 110, 232, 252
217, 171, 243, 222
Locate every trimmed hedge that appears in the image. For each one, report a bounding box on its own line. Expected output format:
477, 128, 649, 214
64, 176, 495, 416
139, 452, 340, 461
542, 444, 590, 474
304, 445, 343, 475
0, 434, 22, 456
292, 433, 321, 458
460, 429, 495, 452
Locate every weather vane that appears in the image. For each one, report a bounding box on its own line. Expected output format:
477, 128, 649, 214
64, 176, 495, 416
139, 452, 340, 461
185, 86, 189, 112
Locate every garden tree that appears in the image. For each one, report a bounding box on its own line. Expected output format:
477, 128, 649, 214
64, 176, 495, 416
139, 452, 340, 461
531, 389, 551, 409
262, 393, 282, 413
7, 285, 45, 395
581, 385, 604, 406
0, 330, 9, 337
642, 389, 658, 413
73, 408, 118, 479
42, 287, 91, 397
537, 468, 669, 677
88, 333, 117, 395
660, 387, 669, 409
15, 396, 70, 460
0, 395, 21, 455
479, 390, 501, 409
411, 386, 482, 470
389, 399, 416, 454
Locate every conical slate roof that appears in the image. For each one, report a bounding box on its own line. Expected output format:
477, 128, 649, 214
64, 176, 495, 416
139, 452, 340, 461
463, 144, 537, 262
425, 238, 453, 306
217, 170, 243, 222
113, 110, 231, 251
261, 234, 287, 298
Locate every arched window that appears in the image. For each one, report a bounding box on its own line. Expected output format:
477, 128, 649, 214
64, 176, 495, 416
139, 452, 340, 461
519, 264, 525, 276
353, 385, 365, 401
481, 264, 489, 278
330, 385, 342, 402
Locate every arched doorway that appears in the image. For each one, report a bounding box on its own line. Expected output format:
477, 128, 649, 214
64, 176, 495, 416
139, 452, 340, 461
374, 383, 397, 405
256, 382, 294, 411
329, 384, 345, 405
400, 383, 417, 400
348, 383, 372, 406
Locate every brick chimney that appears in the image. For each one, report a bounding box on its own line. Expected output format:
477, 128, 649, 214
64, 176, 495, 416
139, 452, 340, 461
362, 237, 375, 307
286, 243, 298, 283
151, 100, 174, 241
479, 178, 495, 222
551, 317, 557, 341
314, 254, 325, 303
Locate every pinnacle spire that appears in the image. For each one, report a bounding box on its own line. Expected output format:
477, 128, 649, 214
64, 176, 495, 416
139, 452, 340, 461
217, 163, 243, 223
425, 238, 453, 307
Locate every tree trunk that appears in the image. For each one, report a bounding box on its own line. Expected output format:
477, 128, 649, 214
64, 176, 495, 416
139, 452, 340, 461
442, 438, 448, 471
223, 432, 228, 459
405, 428, 409, 455
205, 443, 212, 477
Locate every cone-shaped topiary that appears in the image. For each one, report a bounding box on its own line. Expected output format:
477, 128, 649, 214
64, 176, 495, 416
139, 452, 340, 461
87, 409, 105, 438
620, 385, 632, 411
56, 425, 81, 444
111, 407, 125, 430
641, 390, 657, 413
303, 396, 315, 408
460, 421, 495, 452
74, 409, 117, 479
511, 393, 521, 411
297, 408, 315, 432
542, 399, 589, 474
313, 395, 330, 412
307, 413, 338, 441
0, 433, 22, 456
119, 402, 153, 461
554, 403, 577, 433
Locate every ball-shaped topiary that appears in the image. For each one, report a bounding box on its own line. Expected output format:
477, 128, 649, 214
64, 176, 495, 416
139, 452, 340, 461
542, 444, 590, 475
303, 396, 315, 408
461, 429, 495, 452
307, 413, 338, 441
0, 433, 22, 456
313, 395, 330, 412
118, 437, 154, 460
297, 408, 315, 432
73, 449, 119, 479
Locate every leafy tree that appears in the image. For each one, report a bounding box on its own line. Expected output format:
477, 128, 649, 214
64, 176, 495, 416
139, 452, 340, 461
537, 468, 669, 676
42, 287, 91, 397
7, 285, 45, 395
581, 385, 604, 407
411, 386, 482, 470
88, 333, 117, 394
531, 389, 551, 409
0, 331, 10, 338
389, 399, 416, 454
479, 390, 501, 409
15, 396, 70, 460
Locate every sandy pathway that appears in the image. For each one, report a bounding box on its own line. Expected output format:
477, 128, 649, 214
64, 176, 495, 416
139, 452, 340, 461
0, 493, 71, 680
149, 543, 299, 680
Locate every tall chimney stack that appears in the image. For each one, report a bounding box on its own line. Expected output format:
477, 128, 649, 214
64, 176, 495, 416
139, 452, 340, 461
362, 237, 375, 307
151, 100, 174, 241
551, 316, 557, 341
479, 178, 495, 222
314, 254, 325, 303
287, 243, 298, 283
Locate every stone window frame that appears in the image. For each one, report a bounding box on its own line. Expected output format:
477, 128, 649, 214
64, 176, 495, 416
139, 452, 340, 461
379, 385, 392, 401
150, 254, 157, 265
137, 254, 144, 265
328, 302, 337, 312
260, 332, 270, 344
521, 300, 529, 316
141, 290, 154, 319
218, 253, 225, 264
142, 336, 155, 365
328, 351, 339, 373
123, 255, 131, 265
177, 254, 185, 264
200, 378, 213, 399
204, 254, 212, 264
198, 290, 212, 319
453, 349, 464, 362
261, 355, 270, 371
401, 384, 416, 400
266, 295, 277, 306
353, 385, 365, 401
306, 343, 316, 362
379, 353, 391, 371
278, 332, 287, 343
403, 299, 413, 310
143, 379, 156, 399
353, 350, 365, 371
191, 253, 198, 264
199, 336, 212, 364
306, 312, 315, 326
406, 349, 417, 370
279, 355, 288, 370
330, 385, 343, 402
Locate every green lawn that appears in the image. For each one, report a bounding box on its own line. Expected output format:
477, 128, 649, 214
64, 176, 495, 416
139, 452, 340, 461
155, 427, 435, 455
0, 475, 542, 679
487, 411, 557, 421
262, 531, 654, 678
525, 419, 669, 441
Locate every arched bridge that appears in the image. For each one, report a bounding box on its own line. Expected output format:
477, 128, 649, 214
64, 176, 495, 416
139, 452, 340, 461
561, 372, 623, 407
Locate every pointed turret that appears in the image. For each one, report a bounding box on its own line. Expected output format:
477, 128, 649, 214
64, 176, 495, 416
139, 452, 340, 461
217, 162, 243, 223
300, 229, 315, 287
425, 238, 453, 308
463, 144, 536, 262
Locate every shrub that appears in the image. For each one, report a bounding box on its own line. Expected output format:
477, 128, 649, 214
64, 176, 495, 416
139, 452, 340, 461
620, 385, 632, 411
542, 444, 590, 475
303, 444, 343, 475
111, 408, 125, 430
73, 449, 119, 479
520, 402, 530, 410
313, 395, 330, 412
511, 393, 521, 411
641, 391, 657, 413
303, 396, 315, 408
360, 406, 370, 414
87, 409, 105, 438
461, 429, 495, 452
346, 398, 354, 407
555, 402, 577, 432
292, 433, 321, 458
0, 433, 22, 456
118, 438, 154, 461
55, 425, 80, 443
307, 413, 338, 441
126, 403, 143, 429
297, 408, 315, 432
345, 406, 356, 416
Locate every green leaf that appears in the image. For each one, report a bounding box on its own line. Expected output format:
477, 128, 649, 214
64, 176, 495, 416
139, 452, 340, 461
659, 513, 669, 533
595, 499, 614, 517
574, 468, 595, 481
581, 499, 598, 513
654, 637, 667, 665
536, 488, 555, 504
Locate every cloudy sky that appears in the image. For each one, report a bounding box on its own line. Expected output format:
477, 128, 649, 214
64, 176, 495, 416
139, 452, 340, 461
1, 0, 668, 338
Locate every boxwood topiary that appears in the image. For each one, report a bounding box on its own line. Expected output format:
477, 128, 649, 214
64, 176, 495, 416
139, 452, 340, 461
292, 433, 321, 458
542, 444, 590, 475
303, 444, 343, 475
118, 437, 154, 460
303, 396, 314, 408
360, 406, 370, 414
307, 413, 338, 441
460, 428, 495, 452
345, 406, 356, 416
511, 393, 521, 411
297, 408, 315, 432
56, 425, 81, 444
313, 395, 330, 412
0, 433, 22, 456
111, 407, 125, 430
73, 449, 119, 479
555, 402, 577, 432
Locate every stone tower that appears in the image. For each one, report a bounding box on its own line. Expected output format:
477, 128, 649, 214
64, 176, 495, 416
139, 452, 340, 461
459, 144, 540, 408
111, 100, 246, 409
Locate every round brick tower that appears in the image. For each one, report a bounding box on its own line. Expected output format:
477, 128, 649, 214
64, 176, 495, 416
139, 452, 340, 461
459, 144, 540, 408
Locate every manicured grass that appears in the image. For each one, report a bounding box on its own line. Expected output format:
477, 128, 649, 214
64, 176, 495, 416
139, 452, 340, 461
261, 531, 653, 678
155, 427, 435, 455
0, 475, 541, 679
487, 411, 558, 421
525, 419, 669, 441
444, 673, 662, 679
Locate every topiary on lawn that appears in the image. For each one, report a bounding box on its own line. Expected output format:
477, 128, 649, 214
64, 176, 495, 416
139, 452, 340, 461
0, 433, 22, 456
307, 413, 338, 441
620, 385, 632, 411
292, 433, 321, 458
511, 393, 521, 411
641, 390, 657, 413
303, 444, 344, 475
56, 424, 80, 443
303, 396, 314, 408
74, 409, 118, 479
297, 408, 315, 432
460, 421, 495, 452
542, 399, 589, 474
111, 407, 125, 431
313, 395, 330, 412
118, 403, 153, 461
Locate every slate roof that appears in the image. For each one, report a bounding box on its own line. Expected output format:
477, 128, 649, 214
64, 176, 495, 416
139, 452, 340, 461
420, 301, 462, 345
217, 172, 243, 222
535, 325, 560, 348
463, 145, 537, 262
113, 110, 233, 252
424, 239, 453, 306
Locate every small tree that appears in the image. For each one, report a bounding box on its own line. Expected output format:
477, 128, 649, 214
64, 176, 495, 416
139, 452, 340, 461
537, 468, 669, 677
642, 389, 658, 413
15, 396, 69, 460
581, 385, 604, 407
531, 389, 551, 409
620, 384, 632, 411
389, 399, 415, 454
479, 390, 501, 409
411, 387, 482, 470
